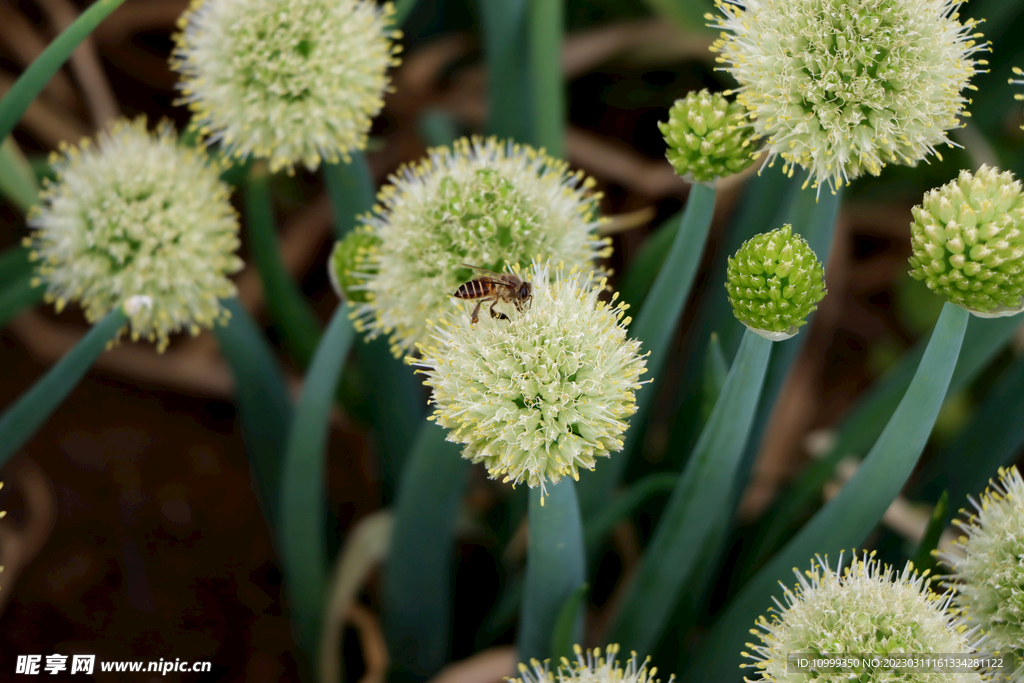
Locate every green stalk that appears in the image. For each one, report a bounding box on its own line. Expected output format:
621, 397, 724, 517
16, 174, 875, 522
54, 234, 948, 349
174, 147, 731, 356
527, 0, 564, 157
0, 0, 127, 142
609, 329, 772, 655
685, 302, 969, 683
519, 479, 585, 662
212, 298, 291, 527
0, 306, 126, 468
323, 154, 374, 240
700, 332, 729, 426
910, 490, 947, 573
751, 313, 1020, 565
278, 306, 356, 660
383, 422, 469, 681
0, 137, 39, 212
479, 0, 531, 142
244, 164, 322, 367
578, 183, 716, 514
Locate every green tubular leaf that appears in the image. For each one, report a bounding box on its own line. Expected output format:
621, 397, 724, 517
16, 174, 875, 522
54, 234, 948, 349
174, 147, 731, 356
212, 298, 291, 525
609, 329, 772, 656
911, 490, 947, 573
324, 154, 374, 240
751, 313, 1021, 565
383, 421, 469, 680
933, 349, 1024, 524
244, 166, 323, 367
278, 306, 356, 660
0, 306, 126, 468
550, 583, 589, 662
519, 479, 586, 662
479, 0, 532, 143
684, 302, 969, 683
616, 212, 678, 312
578, 183, 716, 515
527, 0, 564, 158
0, 0, 127, 142
0, 137, 39, 212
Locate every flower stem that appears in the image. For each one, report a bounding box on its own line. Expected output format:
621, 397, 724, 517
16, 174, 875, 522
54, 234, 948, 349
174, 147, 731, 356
383, 422, 469, 680
527, 0, 563, 157
0, 0, 127, 142
685, 302, 969, 683
0, 306, 126, 468
578, 182, 716, 513
212, 298, 291, 529
0, 137, 39, 213
519, 478, 585, 662
244, 164, 323, 367
278, 305, 355, 661
479, 0, 531, 143
609, 328, 772, 656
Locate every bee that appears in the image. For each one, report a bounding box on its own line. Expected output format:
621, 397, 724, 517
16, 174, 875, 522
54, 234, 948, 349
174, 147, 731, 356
453, 264, 533, 324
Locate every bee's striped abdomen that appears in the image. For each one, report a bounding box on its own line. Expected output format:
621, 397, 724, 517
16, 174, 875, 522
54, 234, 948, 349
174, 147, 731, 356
454, 278, 495, 300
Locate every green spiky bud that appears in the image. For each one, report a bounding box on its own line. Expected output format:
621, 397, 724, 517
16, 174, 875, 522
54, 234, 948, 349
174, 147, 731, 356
725, 224, 826, 340
908, 165, 1024, 317
658, 89, 757, 184
328, 228, 380, 304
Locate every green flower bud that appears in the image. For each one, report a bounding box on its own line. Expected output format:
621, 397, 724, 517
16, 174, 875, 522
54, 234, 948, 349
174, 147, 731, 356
908, 165, 1024, 317
658, 89, 756, 184
940, 467, 1024, 682
725, 225, 826, 340
328, 229, 380, 304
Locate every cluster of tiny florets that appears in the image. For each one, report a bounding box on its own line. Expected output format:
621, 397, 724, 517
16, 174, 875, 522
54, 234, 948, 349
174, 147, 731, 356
908, 165, 1024, 317
743, 552, 983, 683
709, 0, 987, 192
510, 644, 671, 683
725, 224, 826, 339
329, 228, 381, 304
171, 0, 401, 173
353, 137, 610, 356
412, 263, 646, 496
658, 89, 758, 183
25, 118, 243, 352
940, 467, 1024, 682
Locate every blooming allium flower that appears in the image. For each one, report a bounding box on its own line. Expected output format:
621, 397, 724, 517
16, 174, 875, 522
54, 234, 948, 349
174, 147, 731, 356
412, 263, 646, 495
171, 0, 400, 173
725, 224, 826, 340
512, 644, 671, 683
659, 89, 757, 184
743, 552, 983, 683
941, 467, 1024, 682
354, 137, 609, 356
329, 228, 380, 304
25, 118, 243, 352
908, 165, 1024, 317
709, 0, 987, 192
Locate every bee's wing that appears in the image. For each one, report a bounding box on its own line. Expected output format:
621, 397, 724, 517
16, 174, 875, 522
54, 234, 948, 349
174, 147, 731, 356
459, 263, 505, 278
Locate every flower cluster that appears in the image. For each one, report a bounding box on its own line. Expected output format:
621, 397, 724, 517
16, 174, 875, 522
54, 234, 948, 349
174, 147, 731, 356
908, 166, 1024, 317
659, 89, 757, 184
171, 0, 400, 173
725, 225, 826, 340
25, 119, 243, 352
351, 137, 609, 356
744, 552, 983, 683
412, 263, 646, 496
940, 467, 1024, 682
709, 0, 987, 191
513, 644, 671, 683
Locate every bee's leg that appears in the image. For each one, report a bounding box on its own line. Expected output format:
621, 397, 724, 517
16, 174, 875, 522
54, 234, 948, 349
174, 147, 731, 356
489, 300, 510, 321
470, 300, 483, 325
